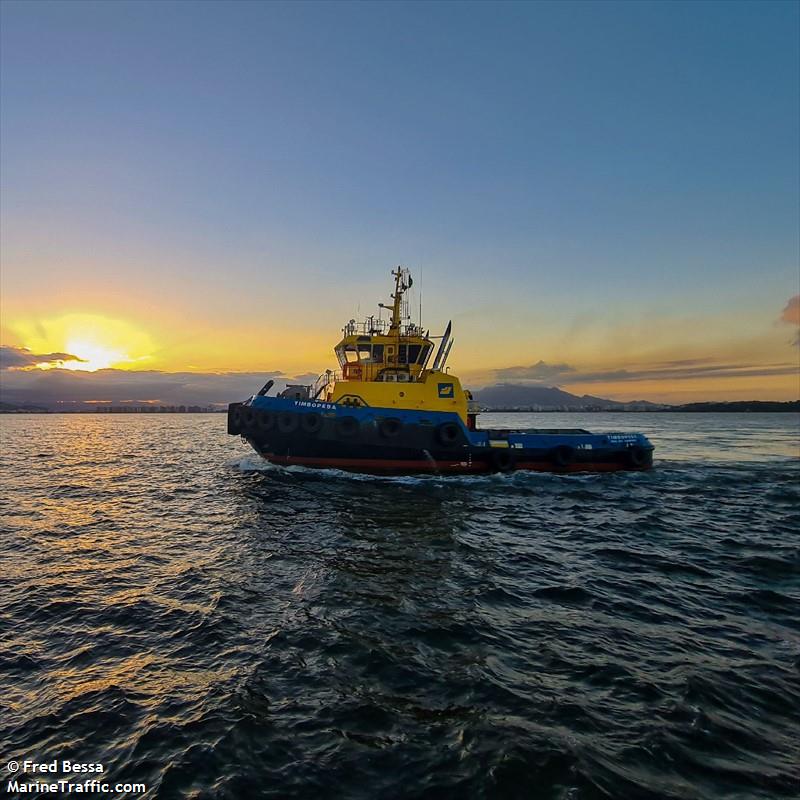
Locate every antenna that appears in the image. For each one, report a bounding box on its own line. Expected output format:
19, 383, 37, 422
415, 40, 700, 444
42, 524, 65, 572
419, 263, 423, 328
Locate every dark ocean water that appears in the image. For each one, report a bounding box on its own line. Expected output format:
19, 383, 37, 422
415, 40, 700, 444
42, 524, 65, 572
1, 412, 799, 799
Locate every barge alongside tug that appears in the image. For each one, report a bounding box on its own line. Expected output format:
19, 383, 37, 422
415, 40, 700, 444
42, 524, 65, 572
227, 268, 654, 474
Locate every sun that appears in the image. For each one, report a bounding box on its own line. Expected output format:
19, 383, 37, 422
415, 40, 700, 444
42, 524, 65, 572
9, 313, 155, 371
62, 339, 128, 371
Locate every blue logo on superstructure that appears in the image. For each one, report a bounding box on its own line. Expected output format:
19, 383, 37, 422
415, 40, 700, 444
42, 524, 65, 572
437, 383, 454, 398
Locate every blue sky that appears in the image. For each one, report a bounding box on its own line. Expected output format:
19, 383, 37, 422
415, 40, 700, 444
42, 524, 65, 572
1, 0, 798, 401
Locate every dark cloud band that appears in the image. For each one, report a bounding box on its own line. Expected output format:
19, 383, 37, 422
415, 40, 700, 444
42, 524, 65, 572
493, 359, 798, 385
0, 346, 86, 370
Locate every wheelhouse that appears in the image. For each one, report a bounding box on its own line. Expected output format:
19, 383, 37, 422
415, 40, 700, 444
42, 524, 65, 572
330, 268, 438, 384
333, 338, 434, 381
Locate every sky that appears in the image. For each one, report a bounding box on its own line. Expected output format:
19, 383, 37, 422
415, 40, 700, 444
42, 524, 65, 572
1, 0, 798, 405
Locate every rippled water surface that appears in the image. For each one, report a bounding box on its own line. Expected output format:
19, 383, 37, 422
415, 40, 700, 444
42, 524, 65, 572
2, 412, 799, 799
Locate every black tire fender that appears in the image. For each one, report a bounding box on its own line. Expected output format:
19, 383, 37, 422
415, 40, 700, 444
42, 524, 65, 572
437, 421, 461, 447
242, 407, 256, 430
230, 406, 243, 434
491, 448, 515, 473
336, 416, 360, 438
277, 413, 299, 434
627, 445, 649, 468
257, 411, 275, 432
379, 417, 403, 438
301, 413, 323, 434
551, 445, 575, 468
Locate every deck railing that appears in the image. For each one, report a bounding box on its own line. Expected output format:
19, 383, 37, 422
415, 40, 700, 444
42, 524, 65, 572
311, 370, 342, 399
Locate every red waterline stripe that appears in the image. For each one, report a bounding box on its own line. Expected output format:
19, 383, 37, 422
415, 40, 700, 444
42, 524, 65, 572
262, 454, 641, 473
265, 455, 484, 471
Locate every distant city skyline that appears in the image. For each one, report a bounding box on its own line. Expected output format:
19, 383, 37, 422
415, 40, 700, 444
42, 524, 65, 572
1, 0, 798, 404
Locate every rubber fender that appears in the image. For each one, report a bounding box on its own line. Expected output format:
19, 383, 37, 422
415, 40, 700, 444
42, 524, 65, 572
437, 422, 461, 447
242, 407, 256, 430
627, 445, 649, 468
336, 416, 360, 437
301, 413, 323, 434
277, 413, 299, 434
228, 405, 243, 435
491, 449, 515, 473
257, 411, 275, 432
551, 445, 575, 468
379, 417, 403, 438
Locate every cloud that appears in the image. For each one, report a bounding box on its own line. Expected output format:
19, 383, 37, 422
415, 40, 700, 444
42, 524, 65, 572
289, 372, 322, 385
780, 295, 800, 346
491, 358, 798, 386
569, 363, 799, 383
0, 345, 86, 370
495, 360, 576, 381
781, 295, 800, 325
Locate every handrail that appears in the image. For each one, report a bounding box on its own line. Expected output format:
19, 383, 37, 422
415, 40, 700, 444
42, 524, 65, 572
341, 319, 426, 338
311, 370, 342, 399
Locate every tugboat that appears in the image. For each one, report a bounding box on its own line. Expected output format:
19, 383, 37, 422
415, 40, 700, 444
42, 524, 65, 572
227, 268, 654, 474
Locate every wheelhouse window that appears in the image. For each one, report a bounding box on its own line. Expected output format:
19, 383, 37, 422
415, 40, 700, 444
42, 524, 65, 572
407, 344, 421, 363
335, 345, 360, 364
418, 345, 432, 365
338, 342, 386, 365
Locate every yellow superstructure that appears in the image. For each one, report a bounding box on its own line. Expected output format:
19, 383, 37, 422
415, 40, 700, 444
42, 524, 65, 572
316, 268, 470, 423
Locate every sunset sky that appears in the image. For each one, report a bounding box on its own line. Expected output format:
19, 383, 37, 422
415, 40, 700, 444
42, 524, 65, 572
1, 0, 798, 404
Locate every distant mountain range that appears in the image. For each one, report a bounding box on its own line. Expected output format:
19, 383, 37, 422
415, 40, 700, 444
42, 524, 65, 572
471, 384, 799, 412
0, 374, 797, 413
472, 384, 667, 411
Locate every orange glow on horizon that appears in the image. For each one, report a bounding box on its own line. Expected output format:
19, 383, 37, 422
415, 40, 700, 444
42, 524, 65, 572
6, 313, 155, 371
2, 301, 797, 403
61, 339, 129, 371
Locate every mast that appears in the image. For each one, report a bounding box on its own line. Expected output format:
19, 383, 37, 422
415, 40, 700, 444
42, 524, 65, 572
388, 267, 404, 333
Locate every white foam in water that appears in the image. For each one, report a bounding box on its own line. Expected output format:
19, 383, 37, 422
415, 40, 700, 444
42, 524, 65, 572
230, 455, 279, 472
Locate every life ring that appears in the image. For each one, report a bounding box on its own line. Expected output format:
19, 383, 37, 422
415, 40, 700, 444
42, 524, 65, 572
436, 422, 461, 447
551, 445, 575, 468
627, 445, 649, 468
336, 416, 360, 437
491, 449, 515, 473
301, 413, 323, 434
379, 417, 403, 438
242, 407, 256, 429
277, 413, 299, 434
257, 411, 275, 432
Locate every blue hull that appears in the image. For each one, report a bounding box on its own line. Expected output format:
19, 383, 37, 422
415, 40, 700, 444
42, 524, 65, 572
227, 396, 654, 474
